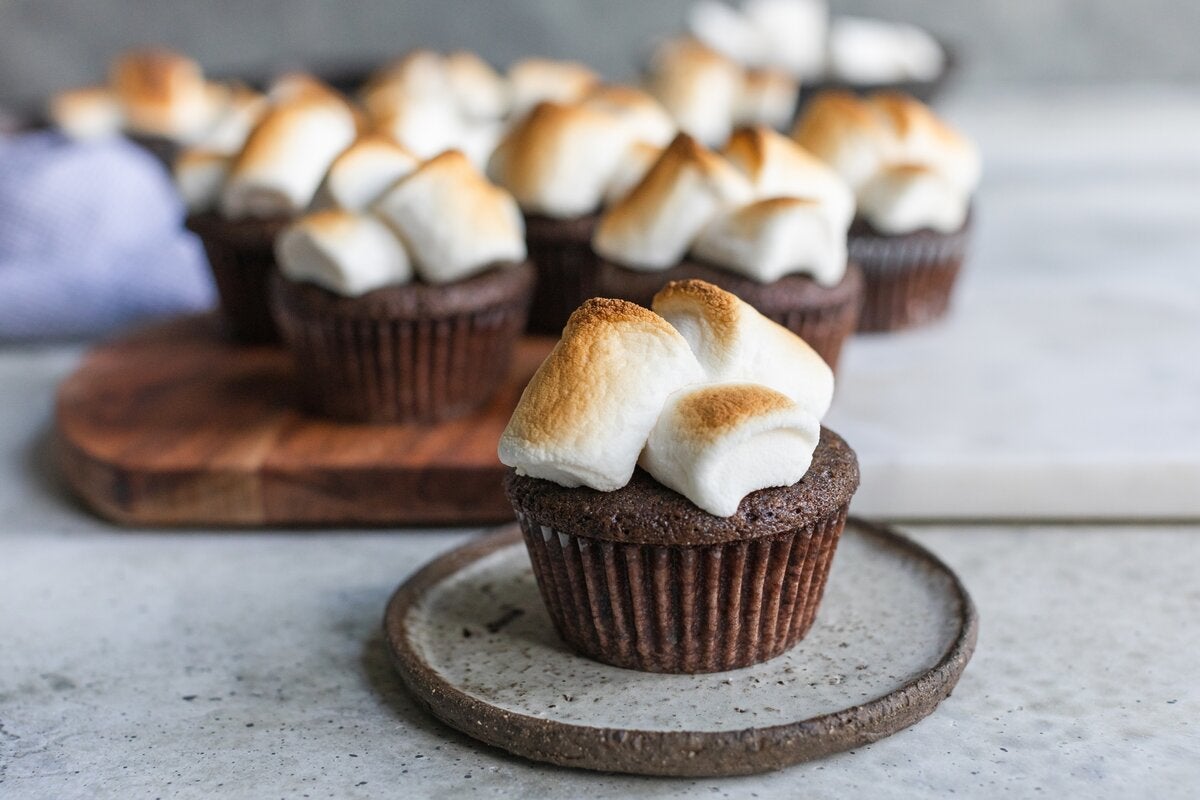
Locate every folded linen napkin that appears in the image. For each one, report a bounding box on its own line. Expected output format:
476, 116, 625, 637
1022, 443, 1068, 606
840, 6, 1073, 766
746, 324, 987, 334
0, 130, 214, 340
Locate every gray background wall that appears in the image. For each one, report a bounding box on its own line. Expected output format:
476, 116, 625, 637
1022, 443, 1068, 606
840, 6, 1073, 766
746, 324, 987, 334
1, 0, 1198, 107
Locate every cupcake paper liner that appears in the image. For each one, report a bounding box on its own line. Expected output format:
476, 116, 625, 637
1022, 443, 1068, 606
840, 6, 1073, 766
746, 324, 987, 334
187, 214, 288, 343
597, 260, 863, 371
849, 224, 971, 333
270, 272, 531, 424
524, 214, 602, 335
515, 504, 850, 674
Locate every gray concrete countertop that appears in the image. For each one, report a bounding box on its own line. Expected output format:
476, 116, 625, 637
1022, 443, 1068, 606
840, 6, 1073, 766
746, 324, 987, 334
3, 88, 1200, 797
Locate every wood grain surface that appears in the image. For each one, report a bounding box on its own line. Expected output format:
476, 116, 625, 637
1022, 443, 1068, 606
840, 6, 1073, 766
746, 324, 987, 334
55, 314, 553, 527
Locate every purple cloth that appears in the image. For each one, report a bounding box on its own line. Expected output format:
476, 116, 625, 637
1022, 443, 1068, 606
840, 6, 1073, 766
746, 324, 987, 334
0, 131, 215, 340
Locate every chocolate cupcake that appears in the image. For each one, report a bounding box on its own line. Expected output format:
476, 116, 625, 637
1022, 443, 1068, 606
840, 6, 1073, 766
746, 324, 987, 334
173, 77, 360, 342
272, 150, 532, 423
488, 89, 675, 334
500, 280, 858, 673
594, 129, 861, 370
793, 91, 981, 331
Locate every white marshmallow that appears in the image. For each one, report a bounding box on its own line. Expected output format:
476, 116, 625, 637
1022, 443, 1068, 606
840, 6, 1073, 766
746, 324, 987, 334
445, 51, 512, 121
741, 0, 829, 78
868, 94, 982, 194
602, 140, 664, 206
856, 164, 970, 235
196, 85, 269, 155
457, 118, 507, 171
173, 149, 232, 214
828, 16, 945, 84
487, 101, 637, 218
687, 0, 767, 67
791, 91, 896, 190
48, 86, 123, 140
317, 135, 419, 212
593, 134, 753, 270
220, 96, 358, 219
723, 125, 856, 229
644, 38, 742, 146
373, 150, 526, 284
652, 279, 833, 417
640, 383, 821, 516
374, 95, 467, 160
507, 58, 599, 116
734, 68, 799, 130
275, 210, 412, 296
581, 84, 677, 148
691, 197, 847, 286
499, 298, 705, 491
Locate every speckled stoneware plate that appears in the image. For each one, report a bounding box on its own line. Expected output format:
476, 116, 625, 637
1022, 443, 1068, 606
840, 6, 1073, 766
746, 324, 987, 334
383, 518, 977, 777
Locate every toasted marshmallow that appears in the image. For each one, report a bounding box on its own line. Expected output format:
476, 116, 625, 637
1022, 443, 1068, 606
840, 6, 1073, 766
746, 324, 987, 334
791, 91, 896, 190
692, 197, 847, 285
373, 94, 466, 159
445, 51, 511, 120
317, 135, 419, 211
108, 48, 220, 140
220, 96, 358, 219
652, 279, 833, 416
602, 140, 664, 206
457, 118, 507, 170
735, 68, 798, 130
828, 16, 945, 84
499, 298, 705, 491
867, 93, 981, 193
174, 149, 232, 213
373, 150, 526, 284
723, 126, 855, 229
488, 101, 636, 218
507, 58, 599, 116
856, 163, 969, 235
640, 383, 820, 516
276, 210, 412, 296
593, 134, 753, 270
581, 84, 677, 147
644, 38, 742, 146
361, 50, 452, 114
48, 86, 123, 140
197, 84, 269, 155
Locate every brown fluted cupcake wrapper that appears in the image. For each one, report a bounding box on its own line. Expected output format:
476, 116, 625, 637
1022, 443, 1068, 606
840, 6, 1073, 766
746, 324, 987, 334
515, 504, 849, 674
762, 269, 861, 371
524, 216, 602, 335
849, 226, 971, 333
187, 215, 285, 343
272, 288, 528, 424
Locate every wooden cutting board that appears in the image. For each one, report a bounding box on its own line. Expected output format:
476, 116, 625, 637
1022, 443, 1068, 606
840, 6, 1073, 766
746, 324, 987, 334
55, 314, 554, 527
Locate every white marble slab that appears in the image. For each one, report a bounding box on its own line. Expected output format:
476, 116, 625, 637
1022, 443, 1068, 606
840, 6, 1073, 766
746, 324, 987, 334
826, 88, 1200, 519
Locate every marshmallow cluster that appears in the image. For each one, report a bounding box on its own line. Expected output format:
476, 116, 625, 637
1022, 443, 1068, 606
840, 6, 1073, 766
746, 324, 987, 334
276, 150, 526, 295
793, 92, 980, 234
499, 279, 832, 516
593, 129, 852, 285
487, 86, 676, 218
643, 37, 798, 146
173, 75, 360, 217
49, 48, 254, 145
687, 1, 945, 84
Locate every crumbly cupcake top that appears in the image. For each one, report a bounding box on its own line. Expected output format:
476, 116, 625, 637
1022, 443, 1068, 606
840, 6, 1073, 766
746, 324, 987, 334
592, 128, 853, 285
792, 91, 981, 234
498, 279, 833, 516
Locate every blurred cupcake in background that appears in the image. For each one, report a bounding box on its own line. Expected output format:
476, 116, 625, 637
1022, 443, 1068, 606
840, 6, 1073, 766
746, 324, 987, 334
271, 149, 533, 423
593, 128, 861, 371
642, 36, 798, 146
487, 86, 676, 333
793, 91, 980, 331
48, 47, 243, 165
174, 75, 360, 341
